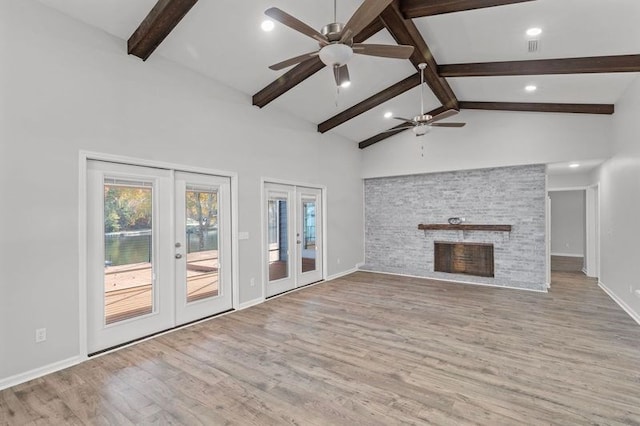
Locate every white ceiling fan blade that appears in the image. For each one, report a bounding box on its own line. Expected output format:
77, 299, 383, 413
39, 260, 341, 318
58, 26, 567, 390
269, 51, 320, 71
265, 7, 329, 45
352, 44, 414, 59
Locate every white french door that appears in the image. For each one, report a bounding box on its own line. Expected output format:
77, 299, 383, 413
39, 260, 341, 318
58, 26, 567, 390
265, 183, 323, 298
297, 188, 323, 286
174, 172, 232, 325
87, 161, 232, 353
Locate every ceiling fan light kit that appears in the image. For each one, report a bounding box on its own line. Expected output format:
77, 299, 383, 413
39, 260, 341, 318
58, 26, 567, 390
319, 43, 353, 67
265, 0, 414, 87
413, 124, 430, 136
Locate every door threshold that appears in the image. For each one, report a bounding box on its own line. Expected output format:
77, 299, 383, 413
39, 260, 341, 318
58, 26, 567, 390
88, 308, 235, 357
266, 279, 325, 300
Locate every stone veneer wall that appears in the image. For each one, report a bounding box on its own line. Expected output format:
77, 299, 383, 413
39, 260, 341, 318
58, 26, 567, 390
362, 164, 547, 291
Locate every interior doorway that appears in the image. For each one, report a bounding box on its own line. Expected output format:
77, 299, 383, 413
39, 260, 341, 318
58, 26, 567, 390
264, 183, 323, 298
549, 190, 586, 272
548, 186, 599, 279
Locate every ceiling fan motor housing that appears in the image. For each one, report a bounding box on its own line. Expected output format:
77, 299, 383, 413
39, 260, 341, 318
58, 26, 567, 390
321, 22, 348, 42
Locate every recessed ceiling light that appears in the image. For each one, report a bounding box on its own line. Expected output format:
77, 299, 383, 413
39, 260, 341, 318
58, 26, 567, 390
384, 111, 393, 119
569, 163, 580, 168
340, 80, 351, 88
526, 27, 542, 37
525, 85, 537, 92
261, 20, 274, 32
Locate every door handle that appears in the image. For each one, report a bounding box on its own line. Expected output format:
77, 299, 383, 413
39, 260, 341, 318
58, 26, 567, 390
175, 253, 183, 259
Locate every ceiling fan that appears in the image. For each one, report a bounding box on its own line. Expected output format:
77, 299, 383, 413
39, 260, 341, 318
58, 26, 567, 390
265, 0, 415, 87
391, 63, 466, 136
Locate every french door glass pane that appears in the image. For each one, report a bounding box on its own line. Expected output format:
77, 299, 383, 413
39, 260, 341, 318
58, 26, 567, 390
302, 201, 316, 272
185, 188, 219, 303
268, 198, 288, 281
103, 183, 153, 324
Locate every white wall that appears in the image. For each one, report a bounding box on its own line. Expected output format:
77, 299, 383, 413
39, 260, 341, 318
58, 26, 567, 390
549, 191, 585, 257
547, 172, 592, 190
593, 74, 640, 324
0, 1, 364, 382
362, 109, 612, 178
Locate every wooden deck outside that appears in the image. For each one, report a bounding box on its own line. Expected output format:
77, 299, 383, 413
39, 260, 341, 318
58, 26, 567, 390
104, 251, 219, 324
269, 256, 316, 281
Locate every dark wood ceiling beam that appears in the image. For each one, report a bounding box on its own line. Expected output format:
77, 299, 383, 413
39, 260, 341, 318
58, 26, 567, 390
252, 58, 326, 109
400, 0, 536, 18
380, 2, 458, 109
318, 73, 421, 133
359, 101, 613, 150
128, 0, 198, 61
439, 55, 640, 77
252, 19, 384, 108
460, 101, 614, 114
358, 106, 448, 149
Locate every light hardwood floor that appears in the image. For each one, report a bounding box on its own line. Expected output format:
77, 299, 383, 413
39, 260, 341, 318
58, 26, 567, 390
551, 255, 585, 272
2, 271, 640, 425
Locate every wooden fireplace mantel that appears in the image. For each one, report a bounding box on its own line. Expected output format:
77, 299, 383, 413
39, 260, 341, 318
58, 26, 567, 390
418, 224, 512, 232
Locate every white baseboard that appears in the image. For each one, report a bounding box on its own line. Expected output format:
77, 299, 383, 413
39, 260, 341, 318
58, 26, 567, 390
598, 281, 640, 326
326, 267, 358, 281
550, 253, 584, 258
237, 297, 264, 310
0, 264, 364, 391
0, 356, 84, 391
359, 269, 547, 293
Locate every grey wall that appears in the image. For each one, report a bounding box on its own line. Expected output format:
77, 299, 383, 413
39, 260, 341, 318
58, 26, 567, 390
363, 165, 547, 291
549, 191, 586, 257
593, 74, 640, 323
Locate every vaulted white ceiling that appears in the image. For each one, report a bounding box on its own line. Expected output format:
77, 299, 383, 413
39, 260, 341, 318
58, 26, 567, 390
36, 0, 640, 144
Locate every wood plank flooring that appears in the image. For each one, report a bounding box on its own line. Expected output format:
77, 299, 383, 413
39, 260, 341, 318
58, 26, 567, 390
2, 271, 640, 425
551, 255, 585, 272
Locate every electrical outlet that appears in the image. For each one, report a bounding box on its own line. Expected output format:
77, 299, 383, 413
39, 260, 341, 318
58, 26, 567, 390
337, 258, 341, 265
635, 289, 640, 298
250, 278, 255, 287
35, 328, 46, 343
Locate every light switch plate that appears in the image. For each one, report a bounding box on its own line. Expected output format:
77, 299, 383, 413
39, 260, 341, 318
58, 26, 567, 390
238, 232, 249, 240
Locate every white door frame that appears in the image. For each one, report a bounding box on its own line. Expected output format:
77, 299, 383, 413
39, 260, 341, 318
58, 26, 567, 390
261, 178, 327, 300
547, 185, 599, 278
79, 151, 239, 359
585, 183, 600, 278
